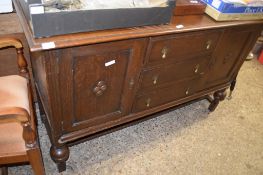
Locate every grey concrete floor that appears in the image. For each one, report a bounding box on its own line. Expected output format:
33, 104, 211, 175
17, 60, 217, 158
10, 59, 263, 175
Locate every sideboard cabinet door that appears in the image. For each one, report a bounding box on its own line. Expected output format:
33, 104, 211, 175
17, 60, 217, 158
58, 39, 146, 133
206, 25, 261, 87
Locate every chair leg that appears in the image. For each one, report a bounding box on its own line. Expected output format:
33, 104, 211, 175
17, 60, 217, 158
22, 119, 45, 175
0, 167, 8, 175
27, 147, 45, 175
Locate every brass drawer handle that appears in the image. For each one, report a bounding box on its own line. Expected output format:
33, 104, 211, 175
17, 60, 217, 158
153, 76, 158, 85
194, 64, 200, 74
206, 40, 212, 50
93, 81, 107, 96
185, 88, 190, 95
161, 47, 168, 59
129, 78, 135, 89
146, 98, 151, 107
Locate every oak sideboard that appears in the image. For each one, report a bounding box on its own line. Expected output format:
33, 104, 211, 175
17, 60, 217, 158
14, 0, 263, 172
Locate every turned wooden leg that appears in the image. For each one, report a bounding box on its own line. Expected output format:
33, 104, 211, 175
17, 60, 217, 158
50, 145, 69, 173
27, 147, 45, 175
0, 167, 8, 175
208, 89, 227, 112
22, 122, 45, 175
228, 78, 237, 100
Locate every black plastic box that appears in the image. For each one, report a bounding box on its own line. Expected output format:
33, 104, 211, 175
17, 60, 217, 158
18, 0, 176, 38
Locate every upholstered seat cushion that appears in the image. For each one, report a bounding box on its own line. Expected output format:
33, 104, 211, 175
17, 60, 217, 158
0, 75, 29, 114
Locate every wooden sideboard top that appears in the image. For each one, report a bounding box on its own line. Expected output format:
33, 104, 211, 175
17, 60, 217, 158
13, 0, 263, 52
0, 13, 24, 35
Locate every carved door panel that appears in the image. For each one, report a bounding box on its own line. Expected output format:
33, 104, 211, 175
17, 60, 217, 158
59, 39, 146, 132
206, 25, 261, 87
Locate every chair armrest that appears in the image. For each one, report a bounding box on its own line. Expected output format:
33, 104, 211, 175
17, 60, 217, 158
0, 107, 29, 123
0, 38, 22, 49
0, 107, 38, 149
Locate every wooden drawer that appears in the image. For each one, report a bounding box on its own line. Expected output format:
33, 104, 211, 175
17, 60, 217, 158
145, 30, 221, 66
139, 54, 210, 92
133, 78, 203, 113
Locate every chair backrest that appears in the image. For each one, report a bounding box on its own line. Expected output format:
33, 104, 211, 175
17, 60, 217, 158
0, 38, 28, 78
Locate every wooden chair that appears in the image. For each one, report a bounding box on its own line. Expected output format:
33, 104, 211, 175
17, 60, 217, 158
0, 38, 45, 175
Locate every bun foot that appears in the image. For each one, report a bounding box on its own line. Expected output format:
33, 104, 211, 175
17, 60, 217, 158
208, 89, 227, 112
50, 145, 69, 172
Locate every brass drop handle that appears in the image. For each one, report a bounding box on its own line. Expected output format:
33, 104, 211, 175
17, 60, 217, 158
146, 98, 151, 107
161, 47, 168, 59
206, 40, 212, 50
194, 64, 200, 74
153, 76, 158, 85
129, 78, 135, 89
93, 81, 107, 96
185, 88, 190, 95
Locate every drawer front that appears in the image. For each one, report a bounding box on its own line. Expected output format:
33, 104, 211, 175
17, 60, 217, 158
145, 30, 221, 66
133, 78, 202, 113
139, 54, 210, 92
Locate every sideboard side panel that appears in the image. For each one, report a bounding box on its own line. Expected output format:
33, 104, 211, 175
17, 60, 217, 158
206, 25, 262, 87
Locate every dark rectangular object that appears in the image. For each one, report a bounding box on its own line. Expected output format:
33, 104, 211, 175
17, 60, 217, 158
18, 0, 175, 38
173, 0, 206, 16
